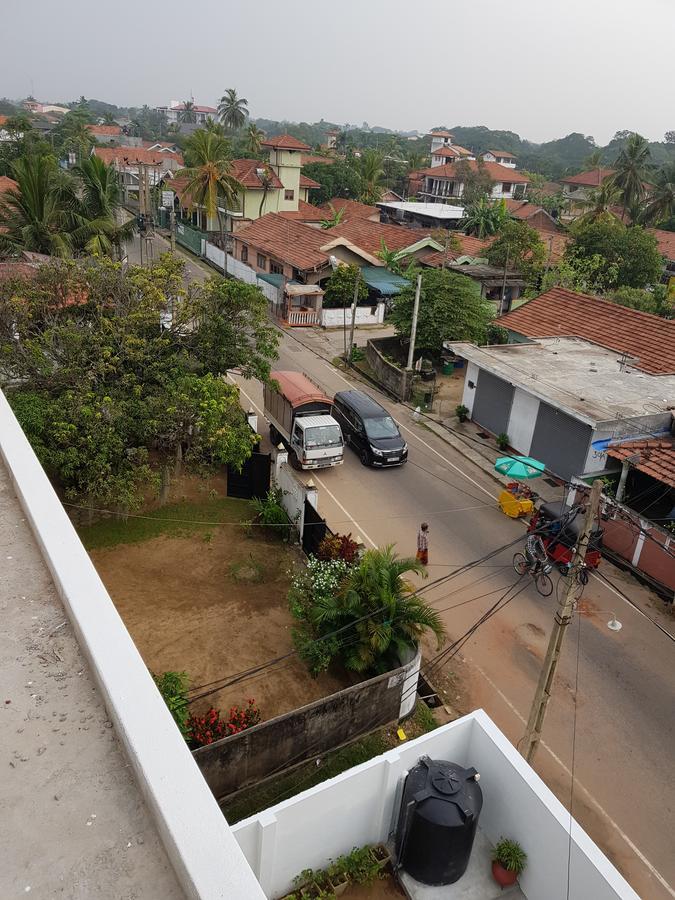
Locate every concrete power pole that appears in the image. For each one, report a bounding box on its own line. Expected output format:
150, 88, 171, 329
406, 274, 423, 370
347, 272, 361, 363
521, 478, 603, 763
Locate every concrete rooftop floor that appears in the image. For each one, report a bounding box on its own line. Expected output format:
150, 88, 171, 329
0, 458, 185, 899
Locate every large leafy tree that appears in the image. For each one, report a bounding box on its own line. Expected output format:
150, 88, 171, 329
300, 159, 363, 205
613, 132, 651, 217
455, 158, 495, 205
0, 255, 277, 510
390, 268, 492, 353
218, 88, 249, 131
611, 286, 673, 319
486, 219, 547, 282
564, 219, 663, 289
177, 130, 242, 251
322, 263, 368, 309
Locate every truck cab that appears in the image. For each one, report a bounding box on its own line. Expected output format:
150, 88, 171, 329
290, 415, 343, 469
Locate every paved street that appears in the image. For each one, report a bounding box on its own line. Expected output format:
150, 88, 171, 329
133, 236, 675, 900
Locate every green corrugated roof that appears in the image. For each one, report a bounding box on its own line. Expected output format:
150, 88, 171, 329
257, 273, 302, 287
360, 266, 409, 296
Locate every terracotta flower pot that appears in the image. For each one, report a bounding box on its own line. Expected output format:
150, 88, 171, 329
492, 860, 518, 888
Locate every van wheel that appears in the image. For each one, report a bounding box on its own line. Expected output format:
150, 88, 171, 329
290, 451, 302, 471
360, 449, 371, 467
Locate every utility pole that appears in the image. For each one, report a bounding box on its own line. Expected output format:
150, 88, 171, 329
521, 478, 603, 763
169, 206, 176, 253
347, 271, 361, 363
406, 274, 422, 371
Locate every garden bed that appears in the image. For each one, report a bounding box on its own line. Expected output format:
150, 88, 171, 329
80, 487, 348, 721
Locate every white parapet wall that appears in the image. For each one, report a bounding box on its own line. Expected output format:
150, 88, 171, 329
321, 303, 385, 328
232, 709, 638, 900
0, 391, 265, 900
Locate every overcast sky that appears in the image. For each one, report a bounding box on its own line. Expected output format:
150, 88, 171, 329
2, 0, 673, 145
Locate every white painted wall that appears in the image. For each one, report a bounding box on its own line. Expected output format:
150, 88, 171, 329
461, 361, 479, 416
506, 388, 540, 455
232, 710, 637, 900
0, 392, 264, 900
203, 243, 281, 305
321, 303, 385, 328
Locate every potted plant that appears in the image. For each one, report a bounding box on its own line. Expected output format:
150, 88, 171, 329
326, 860, 349, 896
492, 837, 527, 887
455, 404, 469, 423
496, 432, 510, 451
368, 844, 389, 870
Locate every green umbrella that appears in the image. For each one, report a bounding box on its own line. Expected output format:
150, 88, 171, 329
495, 456, 545, 480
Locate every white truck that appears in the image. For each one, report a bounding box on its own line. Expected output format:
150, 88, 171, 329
264, 371, 344, 470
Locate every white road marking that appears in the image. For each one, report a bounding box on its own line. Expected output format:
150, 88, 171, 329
468, 658, 675, 897
229, 375, 265, 417
322, 361, 353, 387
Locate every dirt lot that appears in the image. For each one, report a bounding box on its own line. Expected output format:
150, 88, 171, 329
82, 487, 347, 721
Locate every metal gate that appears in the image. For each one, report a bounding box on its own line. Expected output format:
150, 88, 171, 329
471, 370, 514, 436
302, 500, 329, 556
529, 402, 592, 481
226, 450, 271, 500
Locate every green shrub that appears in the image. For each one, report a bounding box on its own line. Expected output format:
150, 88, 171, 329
455, 404, 469, 422
251, 487, 291, 540
153, 671, 190, 736
496, 432, 510, 451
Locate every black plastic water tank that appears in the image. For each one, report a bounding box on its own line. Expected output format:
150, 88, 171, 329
395, 756, 483, 885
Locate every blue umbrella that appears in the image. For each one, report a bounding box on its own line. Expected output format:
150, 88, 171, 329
495, 456, 545, 480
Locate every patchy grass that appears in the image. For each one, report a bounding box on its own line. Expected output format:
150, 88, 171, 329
229, 558, 268, 583
78, 496, 254, 550
222, 701, 438, 823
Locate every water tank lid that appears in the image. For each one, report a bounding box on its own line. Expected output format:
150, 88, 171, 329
431, 768, 463, 796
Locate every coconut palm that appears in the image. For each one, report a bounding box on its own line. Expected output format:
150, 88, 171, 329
463, 197, 507, 238
203, 119, 226, 137
359, 149, 385, 204
613, 133, 651, 216
583, 149, 604, 170
407, 151, 428, 172
176, 130, 242, 264
71, 155, 135, 258
640, 163, 675, 226
218, 88, 249, 131
579, 176, 622, 224
247, 123, 265, 156
179, 100, 197, 124
0, 155, 78, 257
312, 545, 445, 674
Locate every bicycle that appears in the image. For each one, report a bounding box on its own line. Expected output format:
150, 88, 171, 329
513, 551, 554, 597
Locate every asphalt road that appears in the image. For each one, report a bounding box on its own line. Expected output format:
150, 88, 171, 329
134, 236, 675, 900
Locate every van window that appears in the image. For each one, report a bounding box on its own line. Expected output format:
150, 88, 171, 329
364, 416, 399, 439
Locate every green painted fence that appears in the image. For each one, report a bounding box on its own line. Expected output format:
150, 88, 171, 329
175, 220, 204, 255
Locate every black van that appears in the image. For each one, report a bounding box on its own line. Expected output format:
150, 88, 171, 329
333, 390, 408, 467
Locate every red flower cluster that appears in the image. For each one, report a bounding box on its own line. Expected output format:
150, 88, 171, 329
187, 699, 260, 747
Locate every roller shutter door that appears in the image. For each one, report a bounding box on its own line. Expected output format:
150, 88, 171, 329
529, 403, 592, 480
471, 371, 514, 436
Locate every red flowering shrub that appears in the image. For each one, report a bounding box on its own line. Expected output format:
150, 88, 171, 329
317, 532, 359, 563
187, 699, 261, 747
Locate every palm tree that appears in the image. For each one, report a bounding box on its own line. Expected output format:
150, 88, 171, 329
463, 197, 507, 238
613, 133, 651, 217
320, 203, 345, 229
312, 546, 445, 674
102, 112, 117, 126
218, 88, 249, 131
257, 167, 276, 218
640, 163, 675, 225
176, 130, 243, 267
579, 176, 622, 224
583, 149, 604, 170
179, 100, 197, 124
72, 155, 135, 258
376, 240, 402, 272
204, 119, 226, 137
359, 149, 385, 204
247, 123, 265, 156
407, 151, 428, 172
0, 155, 78, 257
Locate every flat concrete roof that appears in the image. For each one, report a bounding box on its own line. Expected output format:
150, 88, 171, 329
377, 200, 466, 219
0, 458, 185, 899
449, 337, 675, 425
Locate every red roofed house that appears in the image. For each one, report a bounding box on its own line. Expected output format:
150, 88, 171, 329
415, 160, 529, 203
480, 150, 517, 169
86, 124, 122, 143
319, 198, 380, 224
447, 287, 675, 482
559, 168, 616, 215
156, 101, 217, 126
94, 146, 183, 205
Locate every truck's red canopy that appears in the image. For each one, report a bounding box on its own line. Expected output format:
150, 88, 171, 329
271, 371, 331, 408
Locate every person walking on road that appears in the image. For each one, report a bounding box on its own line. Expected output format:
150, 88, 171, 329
416, 522, 429, 566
